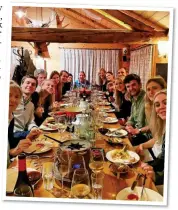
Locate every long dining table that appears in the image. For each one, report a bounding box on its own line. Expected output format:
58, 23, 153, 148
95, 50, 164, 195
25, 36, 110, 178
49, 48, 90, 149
6, 97, 159, 201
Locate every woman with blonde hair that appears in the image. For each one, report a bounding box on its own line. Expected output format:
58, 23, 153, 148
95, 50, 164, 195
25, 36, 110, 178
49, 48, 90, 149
141, 89, 167, 186
31, 79, 57, 126
135, 76, 167, 161
112, 76, 132, 120
49, 70, 62, 102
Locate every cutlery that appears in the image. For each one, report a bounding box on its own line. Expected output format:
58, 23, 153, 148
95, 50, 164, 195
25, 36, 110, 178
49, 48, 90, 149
140, 174, 147, 200
131, 173, 142, 191
44, 134, 60, 143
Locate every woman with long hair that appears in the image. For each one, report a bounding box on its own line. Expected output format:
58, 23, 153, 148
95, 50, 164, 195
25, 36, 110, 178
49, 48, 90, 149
32, 79, 56, 126
97, 68, 107, 91
49, 70, 62, 102
141, 89, 167, 186
59, 70, 70, 95
135, 76, 167, 161
113, 76, 132, 120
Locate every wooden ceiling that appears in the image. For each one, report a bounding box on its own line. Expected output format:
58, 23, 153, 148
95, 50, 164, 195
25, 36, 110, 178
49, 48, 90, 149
11, 6, 170, 45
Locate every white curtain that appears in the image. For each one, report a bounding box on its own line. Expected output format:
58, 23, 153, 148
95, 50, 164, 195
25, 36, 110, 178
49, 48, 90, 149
130, 45, 153, 89
59, 49, 120, 83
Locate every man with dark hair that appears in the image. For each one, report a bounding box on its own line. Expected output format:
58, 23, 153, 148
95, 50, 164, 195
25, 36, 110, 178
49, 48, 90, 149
124, 74, 149, 146
74, 71, 90, 88
13, 75, 41, 140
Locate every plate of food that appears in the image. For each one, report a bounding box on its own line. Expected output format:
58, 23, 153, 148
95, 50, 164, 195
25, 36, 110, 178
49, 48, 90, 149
98, 101, 111, 106
105, 129, 128, 137
39, 122, 58, 131
109, 163, 130, 175
105, 137, 124, 145
24, 141, 52, 154
103, 117, 118, 124
116, 187, 163, 201
101, 107, 115, 113
60, 140, 90, 152
106, 149, 140, 165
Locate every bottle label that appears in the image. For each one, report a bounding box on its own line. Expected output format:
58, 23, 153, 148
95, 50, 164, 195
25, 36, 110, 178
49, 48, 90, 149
18, 159, 26, 171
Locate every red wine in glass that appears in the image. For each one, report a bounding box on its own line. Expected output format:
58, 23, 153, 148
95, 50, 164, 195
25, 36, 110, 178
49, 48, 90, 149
27, 171, 42, 186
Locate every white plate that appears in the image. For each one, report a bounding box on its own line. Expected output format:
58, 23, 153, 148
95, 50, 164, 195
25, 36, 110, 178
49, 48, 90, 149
60, 140, 90, 152
98, 102, 111, 106
24, 141, 52, 154
106, 149, 140, 165
106, 129, 128, 137
103, 117, 118, 124
39, 123, 58, 131
116, 187, 163, 201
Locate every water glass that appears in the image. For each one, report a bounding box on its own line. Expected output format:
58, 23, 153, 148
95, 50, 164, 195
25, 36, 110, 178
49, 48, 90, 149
91, 172, 105, 199
42, 162, 55, 191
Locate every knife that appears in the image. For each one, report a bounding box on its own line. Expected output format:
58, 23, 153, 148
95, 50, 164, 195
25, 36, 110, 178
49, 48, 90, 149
131, 173, 142, 191
140, 174, 147, 200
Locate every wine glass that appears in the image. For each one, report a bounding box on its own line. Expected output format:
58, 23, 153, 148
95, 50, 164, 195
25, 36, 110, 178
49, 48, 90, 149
14, 185, 33, 197
54, 149, 70, 197
71, 168, 91, 199
68, 154, 86, 180
56, 115, 67, 141
66, 114, 75, 134
26, 155, 42, 191
89, 149, 105, 174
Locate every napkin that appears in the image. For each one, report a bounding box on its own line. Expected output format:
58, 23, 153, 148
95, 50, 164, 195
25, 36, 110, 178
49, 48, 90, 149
6, 168, 18, 193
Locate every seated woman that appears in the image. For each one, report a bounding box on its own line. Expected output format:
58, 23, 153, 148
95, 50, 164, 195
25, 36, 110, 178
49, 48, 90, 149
8, 81, 32, 166
49, 71, 62, 102
135, 76, 167, 161
112, 77, 132, 121
106, 71, 115, 83
59, 70, 70, 95
32, 79, 56, 126
141, 89, 167, 186
97, 68, 107, 92
105, 81, 115, 102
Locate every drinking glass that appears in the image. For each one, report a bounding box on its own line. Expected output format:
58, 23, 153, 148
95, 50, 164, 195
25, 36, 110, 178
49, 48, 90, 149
55, 115, 67, 141
68, 154, 86, 180
26, 155, 42, 190
89, 149, 104, 174
91, 172, 105, 199
53, 149, 70, 197
58, 151, 70, 196
14, 185, 33, 197
42, 162, 55, 191
71, 168, 90, 199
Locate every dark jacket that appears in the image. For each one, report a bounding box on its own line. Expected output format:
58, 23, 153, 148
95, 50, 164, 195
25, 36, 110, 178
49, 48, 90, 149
31, 92, 51, 126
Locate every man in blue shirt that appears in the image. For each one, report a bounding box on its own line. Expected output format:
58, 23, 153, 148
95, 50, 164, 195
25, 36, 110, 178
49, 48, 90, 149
74, 71, 90, 88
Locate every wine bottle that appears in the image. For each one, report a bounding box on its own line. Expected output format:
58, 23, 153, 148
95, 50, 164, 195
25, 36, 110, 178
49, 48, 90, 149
14, 153, 34, 196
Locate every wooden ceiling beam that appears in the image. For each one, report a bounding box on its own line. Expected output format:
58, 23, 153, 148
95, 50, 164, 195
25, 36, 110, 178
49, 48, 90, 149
94, 9, 133, 31
12, 27, 168, 44
101, 9, 155, 32
59, 8, 107, 29
86, 9, 127, 30
120, 10, 167, 31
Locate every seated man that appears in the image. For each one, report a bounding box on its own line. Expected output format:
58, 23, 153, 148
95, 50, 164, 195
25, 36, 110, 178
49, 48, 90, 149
117, 67, 127, 77
74, 71, 90, 88
124, 74, 150, 146
13, 75, 41, 141
34, 69, 47, 92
